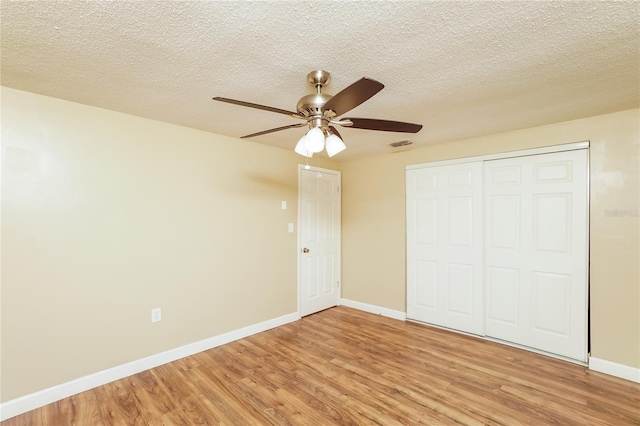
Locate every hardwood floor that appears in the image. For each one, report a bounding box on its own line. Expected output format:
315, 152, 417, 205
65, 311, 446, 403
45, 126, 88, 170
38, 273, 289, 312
3, 306, 639, 425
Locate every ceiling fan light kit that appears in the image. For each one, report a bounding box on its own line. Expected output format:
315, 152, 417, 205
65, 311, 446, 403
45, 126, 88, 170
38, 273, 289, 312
304, 126, 325, 153
213, 70, 423, 158
294, 135, 313, 158
325, 133, 347, 157
293, 125, 347, 158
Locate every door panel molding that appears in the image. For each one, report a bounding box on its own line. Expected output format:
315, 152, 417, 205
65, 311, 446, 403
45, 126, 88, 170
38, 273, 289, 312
484, 149, 588, 361
406, 161, 484, 335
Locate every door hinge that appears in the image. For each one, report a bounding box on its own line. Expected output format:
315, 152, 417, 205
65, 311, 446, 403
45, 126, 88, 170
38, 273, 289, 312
337, 280, 340, 288
337, 185, 340, 193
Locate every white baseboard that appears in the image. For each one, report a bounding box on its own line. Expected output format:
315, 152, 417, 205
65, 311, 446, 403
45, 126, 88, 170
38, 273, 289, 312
589, 357, 640, 383
0, 311, 300, 422
339, 298, 406, 321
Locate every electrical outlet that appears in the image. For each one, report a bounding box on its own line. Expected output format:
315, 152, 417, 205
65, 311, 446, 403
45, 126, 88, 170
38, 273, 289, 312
151, 308, 161, 323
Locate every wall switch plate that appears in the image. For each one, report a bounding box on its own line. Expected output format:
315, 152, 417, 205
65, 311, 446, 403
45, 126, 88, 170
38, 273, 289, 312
281, 201, 287, 210
151, 308, 161, 323
288, 223, 294, 233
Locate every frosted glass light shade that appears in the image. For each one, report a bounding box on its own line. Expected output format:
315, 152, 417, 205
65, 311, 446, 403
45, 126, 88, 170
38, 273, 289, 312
325, 134, 346, 157
304, 127, 325, 153
294, 135, 313, 157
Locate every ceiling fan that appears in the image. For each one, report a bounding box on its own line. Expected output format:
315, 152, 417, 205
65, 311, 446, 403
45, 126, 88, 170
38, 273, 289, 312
213, 70, 423, 157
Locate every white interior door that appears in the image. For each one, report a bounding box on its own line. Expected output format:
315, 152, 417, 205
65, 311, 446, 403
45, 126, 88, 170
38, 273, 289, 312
406, 162, 484, 335
484, 149, 588, 361
299, 167, 341, 317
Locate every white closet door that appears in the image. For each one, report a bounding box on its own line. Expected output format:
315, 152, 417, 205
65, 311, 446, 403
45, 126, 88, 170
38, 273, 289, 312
407, 162, 484, 335
484, 149, 588, 361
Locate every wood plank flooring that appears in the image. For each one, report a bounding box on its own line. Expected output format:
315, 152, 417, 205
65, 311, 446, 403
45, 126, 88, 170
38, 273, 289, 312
3, 306, 639, 425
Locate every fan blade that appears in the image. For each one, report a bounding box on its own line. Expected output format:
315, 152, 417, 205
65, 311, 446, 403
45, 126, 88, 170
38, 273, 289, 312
213, 97, 303, 119
322, 78, 384, 116
342, 118, 422, 133
241, 122, 307, 138
328, 126, 343, 140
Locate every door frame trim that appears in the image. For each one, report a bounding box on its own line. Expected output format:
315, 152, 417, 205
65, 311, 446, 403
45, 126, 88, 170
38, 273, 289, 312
405, 141, 589, 170
297, 164, 342, 316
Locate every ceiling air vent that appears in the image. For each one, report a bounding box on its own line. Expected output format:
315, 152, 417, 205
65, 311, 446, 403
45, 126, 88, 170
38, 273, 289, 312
389, 140, 413, 148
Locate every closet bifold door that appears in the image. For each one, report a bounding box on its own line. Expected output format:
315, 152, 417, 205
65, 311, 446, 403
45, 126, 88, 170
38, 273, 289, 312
483, 149, 589, 361
406, 162, 484, 335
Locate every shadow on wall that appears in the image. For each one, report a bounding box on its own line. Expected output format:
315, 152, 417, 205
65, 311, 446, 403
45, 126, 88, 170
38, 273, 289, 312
210, 172, 298, 199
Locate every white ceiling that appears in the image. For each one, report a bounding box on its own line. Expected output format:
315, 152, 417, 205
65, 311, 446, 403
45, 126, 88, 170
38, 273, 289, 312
2, 1, 638, 161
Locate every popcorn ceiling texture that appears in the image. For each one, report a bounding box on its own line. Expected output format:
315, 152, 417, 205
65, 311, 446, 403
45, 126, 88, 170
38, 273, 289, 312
2, 1, 638, 161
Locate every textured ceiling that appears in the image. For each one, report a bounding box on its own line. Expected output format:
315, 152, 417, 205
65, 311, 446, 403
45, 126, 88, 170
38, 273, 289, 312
2, 1, 639, 161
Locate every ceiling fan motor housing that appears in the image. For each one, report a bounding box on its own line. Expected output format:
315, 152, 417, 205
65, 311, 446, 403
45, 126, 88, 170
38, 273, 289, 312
296, 93, 333, 118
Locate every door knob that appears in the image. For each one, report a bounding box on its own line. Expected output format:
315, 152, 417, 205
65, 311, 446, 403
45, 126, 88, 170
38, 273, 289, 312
302, 248, 309, 253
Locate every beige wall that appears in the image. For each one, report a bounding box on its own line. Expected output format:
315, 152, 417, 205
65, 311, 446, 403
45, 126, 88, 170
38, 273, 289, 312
0, 87, 338, 401
1, 86, 638, 403
342, 109, 640, 369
